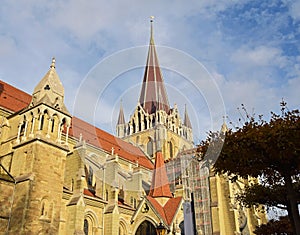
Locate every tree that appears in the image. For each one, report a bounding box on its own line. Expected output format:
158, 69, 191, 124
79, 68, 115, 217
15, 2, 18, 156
207, 103, 300, 234
254, 216, 293, 235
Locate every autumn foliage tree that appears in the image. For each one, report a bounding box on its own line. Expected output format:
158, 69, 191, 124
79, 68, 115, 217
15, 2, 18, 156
206, 103, 300, 234
254, 216, 293, 235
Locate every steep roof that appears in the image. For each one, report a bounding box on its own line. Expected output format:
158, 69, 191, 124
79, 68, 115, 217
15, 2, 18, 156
33, 58, 64, 99
138, 19, 170, 114
148, 151, 172, 198
0, 79, 153, 170
146, 196, 182, 226
31, 58, 69, 114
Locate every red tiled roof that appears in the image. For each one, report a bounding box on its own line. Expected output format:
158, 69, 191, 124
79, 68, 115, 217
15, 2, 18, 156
146, 196, 167, 222
146, 195, 182, 225
83, 188, 95, 197
69, 117, 153, 169
164, 197, 182, 225
148, 151, 172, 197
0, 80, 32, 113
0, 80, 153, 170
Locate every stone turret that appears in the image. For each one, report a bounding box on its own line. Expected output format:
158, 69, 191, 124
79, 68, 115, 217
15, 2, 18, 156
6, 58, 71, 234
16, 58, 71, 145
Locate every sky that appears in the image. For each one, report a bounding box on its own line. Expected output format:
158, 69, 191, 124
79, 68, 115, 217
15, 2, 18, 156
0, 0, 299, 142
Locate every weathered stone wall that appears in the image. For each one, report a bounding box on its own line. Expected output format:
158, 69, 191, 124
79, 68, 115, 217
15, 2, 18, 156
0, 178, 14, 235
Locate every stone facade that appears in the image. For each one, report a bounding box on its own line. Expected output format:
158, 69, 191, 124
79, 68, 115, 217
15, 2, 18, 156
0, 60, 184, 234
0, 22, 266, 235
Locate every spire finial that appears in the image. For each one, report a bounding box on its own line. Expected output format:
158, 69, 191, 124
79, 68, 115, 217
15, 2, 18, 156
50, 57, 56, 69
150, 16, 154, 43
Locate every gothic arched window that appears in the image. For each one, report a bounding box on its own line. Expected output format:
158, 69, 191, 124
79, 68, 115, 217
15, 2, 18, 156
39, 115, 44, 130
147, 138, 153, 158
88, 166, 93, 186
179, 221, 185, 235
169, 141, 174, 159
138, 112, 142, 132
105, 190, 109, 201
84, 219, 89, 235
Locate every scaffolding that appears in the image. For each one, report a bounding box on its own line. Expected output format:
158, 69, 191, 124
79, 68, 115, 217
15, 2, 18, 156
168, 152, 212, 235
191, 162, 212, 235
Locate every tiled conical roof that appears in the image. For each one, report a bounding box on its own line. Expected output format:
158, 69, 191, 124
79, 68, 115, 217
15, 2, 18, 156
139, 19, 170, 114
148, 151, 172, 198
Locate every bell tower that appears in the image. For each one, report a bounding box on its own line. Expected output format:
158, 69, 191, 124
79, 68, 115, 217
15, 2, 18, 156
6, 58, 71, 234
116, 19, 193, 160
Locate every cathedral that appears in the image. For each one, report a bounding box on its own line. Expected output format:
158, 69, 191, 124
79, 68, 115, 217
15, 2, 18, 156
0, 20, 266, 235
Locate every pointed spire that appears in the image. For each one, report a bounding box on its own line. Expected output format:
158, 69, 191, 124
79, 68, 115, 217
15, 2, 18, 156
138, 17, 170, 114
117, 100, 125, 125
221, 116, 228, 133
148, 151, 172, 198
31, 57, 69, 114
32, 57, 64, 99
184, 105, 192, 129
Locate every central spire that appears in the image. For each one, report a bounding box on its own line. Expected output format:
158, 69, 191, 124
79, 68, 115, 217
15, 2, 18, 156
138, 18, 170, 114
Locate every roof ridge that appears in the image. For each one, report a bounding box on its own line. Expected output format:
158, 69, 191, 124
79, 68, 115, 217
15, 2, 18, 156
146, 196, 168, 224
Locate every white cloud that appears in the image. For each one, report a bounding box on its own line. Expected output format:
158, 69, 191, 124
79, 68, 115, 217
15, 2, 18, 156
288, 0, 300, 21
231, 46, 286, 68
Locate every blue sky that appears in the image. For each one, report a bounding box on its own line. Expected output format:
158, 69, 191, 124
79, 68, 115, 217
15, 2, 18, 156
0, 0, 299, 141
